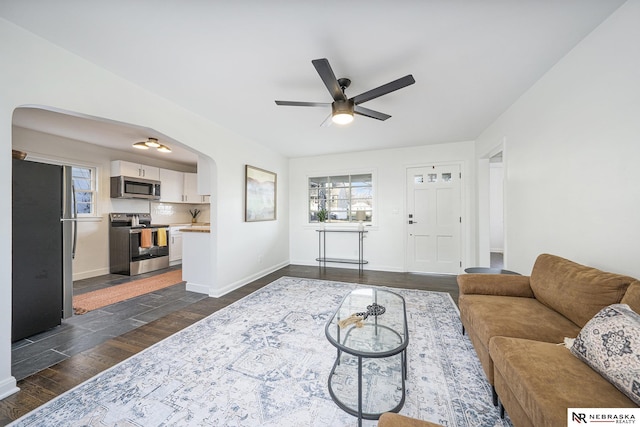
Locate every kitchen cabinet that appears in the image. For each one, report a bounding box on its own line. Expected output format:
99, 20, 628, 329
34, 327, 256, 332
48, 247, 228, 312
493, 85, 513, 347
183, 173, 200, 203
181, 227, 213, 295
160, 170, 208, 203
169, 225, 186, 264
159, 168, 184, 203
111, 160, 159, 180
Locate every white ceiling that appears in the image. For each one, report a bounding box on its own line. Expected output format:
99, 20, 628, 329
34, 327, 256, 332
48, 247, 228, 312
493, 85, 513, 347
0, 1, 625, 161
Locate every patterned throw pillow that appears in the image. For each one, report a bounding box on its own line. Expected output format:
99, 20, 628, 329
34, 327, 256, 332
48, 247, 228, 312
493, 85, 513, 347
570, 304, 640, 405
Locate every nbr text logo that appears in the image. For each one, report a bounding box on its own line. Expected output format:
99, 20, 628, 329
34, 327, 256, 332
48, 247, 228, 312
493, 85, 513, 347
572, 412, 587, 423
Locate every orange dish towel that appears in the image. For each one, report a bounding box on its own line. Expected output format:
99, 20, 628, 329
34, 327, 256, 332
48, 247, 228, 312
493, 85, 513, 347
157, 228, 167, 247
140, 229, 153, 248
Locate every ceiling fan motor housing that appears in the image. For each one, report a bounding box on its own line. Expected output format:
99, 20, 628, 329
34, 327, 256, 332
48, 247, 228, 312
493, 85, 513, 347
332, 99, 354, 116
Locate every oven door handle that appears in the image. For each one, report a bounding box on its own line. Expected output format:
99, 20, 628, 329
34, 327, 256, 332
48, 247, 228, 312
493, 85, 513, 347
129, 228, 159, 234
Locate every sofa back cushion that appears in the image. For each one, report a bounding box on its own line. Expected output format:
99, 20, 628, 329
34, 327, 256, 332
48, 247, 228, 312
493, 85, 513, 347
621, 281, 640, 314
530, 254, 635, 327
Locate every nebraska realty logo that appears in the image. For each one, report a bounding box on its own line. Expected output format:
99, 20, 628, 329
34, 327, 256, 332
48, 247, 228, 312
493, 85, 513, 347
569, 408, 639, 425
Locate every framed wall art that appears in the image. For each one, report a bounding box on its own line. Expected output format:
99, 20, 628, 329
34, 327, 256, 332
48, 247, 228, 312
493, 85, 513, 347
245, 165, 277, 222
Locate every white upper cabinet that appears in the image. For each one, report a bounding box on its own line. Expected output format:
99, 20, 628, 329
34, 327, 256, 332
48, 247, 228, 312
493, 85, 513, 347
159, 170, 207, 203
159, 168, 184, 203
111, 160, 160, 180
183, 173, 200, 203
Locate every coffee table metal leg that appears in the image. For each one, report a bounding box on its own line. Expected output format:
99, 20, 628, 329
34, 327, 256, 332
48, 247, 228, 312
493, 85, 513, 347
358, 355, 363, 427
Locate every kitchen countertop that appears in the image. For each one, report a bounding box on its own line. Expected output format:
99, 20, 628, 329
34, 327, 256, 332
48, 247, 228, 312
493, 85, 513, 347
181, 226, 210, 233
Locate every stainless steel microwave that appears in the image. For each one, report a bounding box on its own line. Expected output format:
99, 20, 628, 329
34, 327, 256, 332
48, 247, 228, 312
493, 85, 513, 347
110, 176, 161, 200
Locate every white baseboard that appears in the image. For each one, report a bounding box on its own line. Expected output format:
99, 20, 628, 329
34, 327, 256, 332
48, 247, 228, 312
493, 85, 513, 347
185, 282, 209, 294
209, 261, 290, 298
0, 375, 19, 400
73, 267, 110, 281
289, 259, 404, 273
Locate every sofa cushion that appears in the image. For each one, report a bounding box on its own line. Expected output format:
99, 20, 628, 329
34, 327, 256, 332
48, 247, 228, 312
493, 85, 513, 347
570, 304, 640, 405
459, 294, 582, 383
621, 281, 640, 314
530, 254, 634, 327
490, 337, 637, 427
460, 294, 582, 346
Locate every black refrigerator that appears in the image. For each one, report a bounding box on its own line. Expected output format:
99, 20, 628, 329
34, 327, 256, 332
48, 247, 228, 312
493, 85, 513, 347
12, 159, 76, 342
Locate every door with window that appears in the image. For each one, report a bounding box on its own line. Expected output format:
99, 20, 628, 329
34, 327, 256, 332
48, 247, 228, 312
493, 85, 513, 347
406, 165, 461, 274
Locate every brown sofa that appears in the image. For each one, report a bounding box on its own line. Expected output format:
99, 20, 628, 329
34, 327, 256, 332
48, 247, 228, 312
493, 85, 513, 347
378, 413, 442, 427
459, 253, 639, 426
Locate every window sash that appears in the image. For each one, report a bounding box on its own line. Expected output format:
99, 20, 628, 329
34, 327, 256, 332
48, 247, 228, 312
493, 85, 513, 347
72, 166, 96, 216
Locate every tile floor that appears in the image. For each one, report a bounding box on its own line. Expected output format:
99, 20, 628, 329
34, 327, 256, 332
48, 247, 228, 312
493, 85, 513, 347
10, 265, 204, 381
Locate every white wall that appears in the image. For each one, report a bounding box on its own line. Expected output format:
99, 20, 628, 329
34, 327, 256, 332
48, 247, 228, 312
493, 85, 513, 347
0, 18, 289, 399
290, 141, 476, 272
489, 162, 504, 252
476, 1, 640, 277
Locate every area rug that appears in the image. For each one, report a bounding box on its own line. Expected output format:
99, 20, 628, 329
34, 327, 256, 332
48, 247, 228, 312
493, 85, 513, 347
12, 277, 512, 427
73, 269, 184, 314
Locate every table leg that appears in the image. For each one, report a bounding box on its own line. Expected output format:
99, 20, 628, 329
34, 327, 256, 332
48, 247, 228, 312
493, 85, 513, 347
358, 231, 363, 275
323, 231, 326, 270
358, 355, 363, 427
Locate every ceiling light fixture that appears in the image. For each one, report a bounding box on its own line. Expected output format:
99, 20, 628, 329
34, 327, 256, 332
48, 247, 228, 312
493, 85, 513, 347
331, 99, 354, 125
132, 137, 171, 153
145, 137, 161, 148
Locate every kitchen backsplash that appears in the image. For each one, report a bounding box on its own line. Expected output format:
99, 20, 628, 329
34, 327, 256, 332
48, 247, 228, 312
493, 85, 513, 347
151, 202, 210, 225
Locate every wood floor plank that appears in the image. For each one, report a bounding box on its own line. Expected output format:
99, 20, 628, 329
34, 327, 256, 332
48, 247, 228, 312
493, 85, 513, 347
1, 265, 459, 422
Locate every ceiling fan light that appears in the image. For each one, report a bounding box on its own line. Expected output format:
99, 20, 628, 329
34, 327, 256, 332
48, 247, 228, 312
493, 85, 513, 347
331, 100, 355, 125
133, 141, 150, 150
332, 112, 354, 125
145, 137, 161, 148
157, 145, 172, 153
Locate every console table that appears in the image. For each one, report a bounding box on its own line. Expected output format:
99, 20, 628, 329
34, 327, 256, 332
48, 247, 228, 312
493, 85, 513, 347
316, 229, 368, 274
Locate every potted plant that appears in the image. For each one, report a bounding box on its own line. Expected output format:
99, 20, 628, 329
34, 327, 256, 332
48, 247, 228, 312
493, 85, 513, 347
189, 208, 201, 224
317, 208, 328, 229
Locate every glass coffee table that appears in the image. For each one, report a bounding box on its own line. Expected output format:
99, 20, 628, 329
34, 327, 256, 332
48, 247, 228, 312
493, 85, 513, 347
325, 288, 408, 426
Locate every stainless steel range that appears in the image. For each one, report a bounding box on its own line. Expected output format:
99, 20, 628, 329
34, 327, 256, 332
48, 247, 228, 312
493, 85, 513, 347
109, 213, 170, 275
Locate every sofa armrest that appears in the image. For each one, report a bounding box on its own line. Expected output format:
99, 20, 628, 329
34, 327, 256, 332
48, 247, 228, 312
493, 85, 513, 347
458, 274, 534, 298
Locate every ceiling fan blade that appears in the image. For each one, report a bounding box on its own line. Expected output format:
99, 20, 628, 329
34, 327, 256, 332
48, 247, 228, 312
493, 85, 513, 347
312, 58, 346, 102
275, 100, 331, 107
320, 113, 333, 127
354, 105, 391, 121
351, 74, 415, 105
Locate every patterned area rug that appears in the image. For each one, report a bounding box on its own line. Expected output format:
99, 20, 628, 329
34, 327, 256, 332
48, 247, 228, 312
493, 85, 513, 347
73, 269, 184, 314
11, 277, 512, 427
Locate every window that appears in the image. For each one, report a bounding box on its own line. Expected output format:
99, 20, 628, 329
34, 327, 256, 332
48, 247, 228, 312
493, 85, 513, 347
309, 173, 373, 223
72, 166, 96, 216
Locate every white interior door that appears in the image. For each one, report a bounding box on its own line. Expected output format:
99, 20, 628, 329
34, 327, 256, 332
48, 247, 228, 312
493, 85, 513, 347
407, 165, 461, 274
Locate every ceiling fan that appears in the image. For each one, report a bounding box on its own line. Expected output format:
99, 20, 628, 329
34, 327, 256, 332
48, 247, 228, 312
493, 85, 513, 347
275, 58, 415, 126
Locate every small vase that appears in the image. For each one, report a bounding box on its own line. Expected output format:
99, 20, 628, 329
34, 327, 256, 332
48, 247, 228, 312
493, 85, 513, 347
319, 222, 325, 230
191, 218, 197, 224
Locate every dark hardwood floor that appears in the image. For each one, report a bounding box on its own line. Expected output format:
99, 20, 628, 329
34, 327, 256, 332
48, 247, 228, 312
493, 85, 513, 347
0, 265, 458, 425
